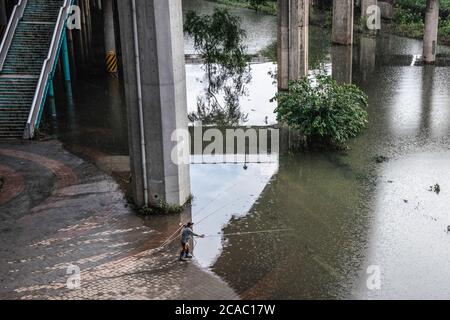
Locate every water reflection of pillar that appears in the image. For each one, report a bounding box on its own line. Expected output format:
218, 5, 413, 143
279, 126, 304, 152
359, 35, 376, 82
331, 45, 353, 84
107, 76, 126, 148
423, 0, 439, 63
420, 65, 434, 135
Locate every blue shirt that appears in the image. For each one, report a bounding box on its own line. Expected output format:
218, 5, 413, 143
181, 227, 197, 244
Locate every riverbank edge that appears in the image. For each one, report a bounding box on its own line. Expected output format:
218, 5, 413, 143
207, 0, 450, 47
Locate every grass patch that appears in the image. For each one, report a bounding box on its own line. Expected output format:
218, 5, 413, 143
209, 0, 450, 47
209, 0, 277, 15
390, 3, 450, 45
132, 195, 194, 216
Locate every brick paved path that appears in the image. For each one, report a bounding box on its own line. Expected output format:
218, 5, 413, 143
0, 140, 238, 300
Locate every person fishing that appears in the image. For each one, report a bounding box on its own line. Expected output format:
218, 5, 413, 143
180, 222, 204, 261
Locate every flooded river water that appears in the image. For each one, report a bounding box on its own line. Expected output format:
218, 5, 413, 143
48, 0, 450, 299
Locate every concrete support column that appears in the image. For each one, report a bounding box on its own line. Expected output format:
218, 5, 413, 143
0, 0, 6, 25
80, 0, 90, 60
423, 0, 439, 63
332, 0, 354, 45
289, 0, 309, 80
61, 32, 72, 83
102, 0, 118, 73
117, 0, 191, 207
85, 0, 93, 50
0, 0, 7, 38
277, 0, 289, 90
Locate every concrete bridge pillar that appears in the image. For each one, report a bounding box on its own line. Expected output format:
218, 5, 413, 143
117, 0, 191, 207
102, 0, 118, 73
277, 0, 289, 90
0, 0, 6, 25
423, 0, 439, 63
0, 0, 6, 38
332, 0, 354, 45
289, 0, 309, 80
277, 0, 309, 90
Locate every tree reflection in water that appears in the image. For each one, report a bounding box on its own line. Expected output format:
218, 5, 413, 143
189, 62, 252, 126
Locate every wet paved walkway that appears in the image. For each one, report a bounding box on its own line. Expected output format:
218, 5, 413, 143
0, 140, 238, 300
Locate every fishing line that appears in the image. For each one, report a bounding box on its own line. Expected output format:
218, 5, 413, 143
191, 181, 241, 219
203, 228, 293, 238
157, 178, 263, 251
158, 225, 184, 249
157, 182, 238, 249
158, 197, 242, 250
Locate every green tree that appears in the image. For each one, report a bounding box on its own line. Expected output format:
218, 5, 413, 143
184, 8, 251, 126
248, 0, 267, 12
184, 8, 249, 80
273, 74, 368, 148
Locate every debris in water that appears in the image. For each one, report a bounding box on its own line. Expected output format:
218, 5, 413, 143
374, 155, 389, 164
448, 226, 450, 232
387, 180, 394, 183
403, 199, 408, 203
428, 183, 441, 194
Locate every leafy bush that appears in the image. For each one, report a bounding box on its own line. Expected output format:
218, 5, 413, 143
273, 75, 368, 148
184, 8, 251, 126
137, 196, 194, 215
184, 8, 249, 74
393, 6, 423, 25
248, 0, 267, 11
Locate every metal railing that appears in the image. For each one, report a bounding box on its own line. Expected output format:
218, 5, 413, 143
24, 0, 73, 139
0, 0, 28, 71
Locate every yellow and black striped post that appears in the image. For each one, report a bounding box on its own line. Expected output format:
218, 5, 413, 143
105, 50, 118, 74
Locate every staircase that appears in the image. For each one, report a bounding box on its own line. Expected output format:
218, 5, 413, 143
0, 0, 64, 139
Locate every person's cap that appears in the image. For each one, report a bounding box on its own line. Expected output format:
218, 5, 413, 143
186, 222, 194, 226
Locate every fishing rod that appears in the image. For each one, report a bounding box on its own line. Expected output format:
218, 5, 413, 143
203, 228, 294, 238
158, 198, 238, 249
